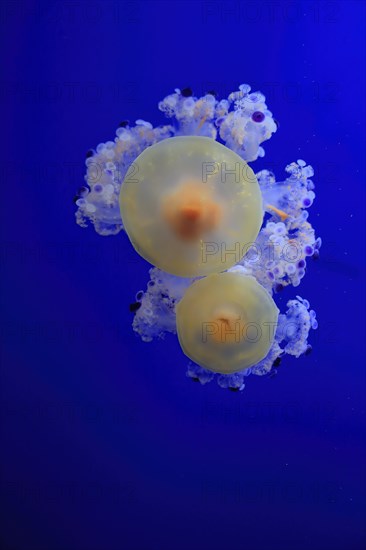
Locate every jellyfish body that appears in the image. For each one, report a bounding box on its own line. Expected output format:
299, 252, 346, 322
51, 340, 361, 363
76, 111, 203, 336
119, 136, 263, 277
176, 271, 279, 374
76, 84, 319, 391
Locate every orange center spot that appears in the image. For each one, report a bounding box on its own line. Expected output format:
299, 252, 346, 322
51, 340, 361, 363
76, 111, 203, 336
181, 205, 201, 221
210, 312, 243, 344
162, 181, 222, 241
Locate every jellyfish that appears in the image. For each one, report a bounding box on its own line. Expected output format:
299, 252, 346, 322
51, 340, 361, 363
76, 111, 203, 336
75, 83, 320, 392
119, 136, 263, 277
176, 272, 279, 373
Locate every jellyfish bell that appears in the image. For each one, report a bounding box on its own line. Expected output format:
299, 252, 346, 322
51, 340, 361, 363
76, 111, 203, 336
119, 136, 263, 277
176, 271, 279, 374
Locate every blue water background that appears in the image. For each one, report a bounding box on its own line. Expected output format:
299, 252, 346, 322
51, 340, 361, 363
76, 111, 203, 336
1, 1, 365, 549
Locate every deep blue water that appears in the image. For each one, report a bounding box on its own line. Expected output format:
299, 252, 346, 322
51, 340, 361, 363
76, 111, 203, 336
1, 1, 365, 549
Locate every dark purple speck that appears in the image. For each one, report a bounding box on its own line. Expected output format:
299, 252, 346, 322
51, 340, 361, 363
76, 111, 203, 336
129, 302, 141, 313
78, 186, 89, 197
181, 87, 193, 97
252, 111, 265, 123
305, 345, 312, 356
297, 259, 306, 269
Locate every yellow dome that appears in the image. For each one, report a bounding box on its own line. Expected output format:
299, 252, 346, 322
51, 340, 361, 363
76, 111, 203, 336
176, 272, 279, 373
120, 137, 262, 277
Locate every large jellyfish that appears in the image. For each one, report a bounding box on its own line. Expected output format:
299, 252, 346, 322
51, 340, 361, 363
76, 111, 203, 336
119, 136, 262, 276
75, 84, 320, 392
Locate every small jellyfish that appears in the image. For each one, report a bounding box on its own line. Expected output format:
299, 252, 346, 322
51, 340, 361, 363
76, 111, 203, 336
176, 271, 279, 373
119, 136, 263, 277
